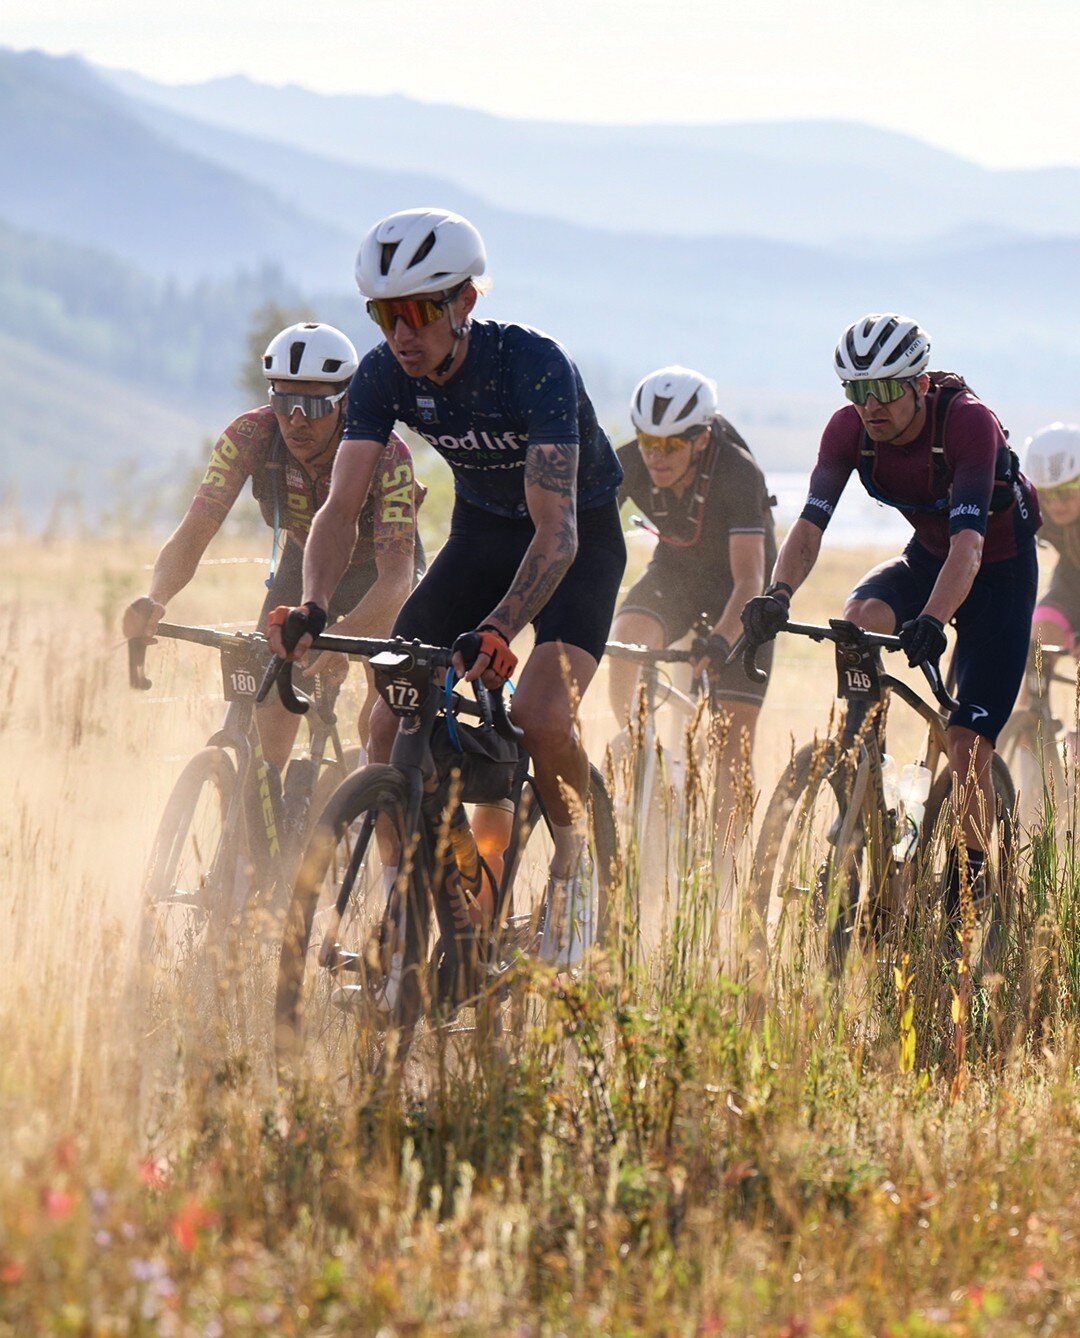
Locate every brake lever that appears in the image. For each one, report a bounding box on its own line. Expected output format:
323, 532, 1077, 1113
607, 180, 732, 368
473, 679, 495, 730
921, 659, 960, 714
276, 660, 312, 716
256, 654, 284, 703
128, 638, 154, 691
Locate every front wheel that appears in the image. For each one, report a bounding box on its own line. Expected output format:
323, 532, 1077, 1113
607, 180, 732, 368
139, 746, 240, 981
750, 739, 883, 982
996, 706, 1064, 833
275, 764, 424, 1084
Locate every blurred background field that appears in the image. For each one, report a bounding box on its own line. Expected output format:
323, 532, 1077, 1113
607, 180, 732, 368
5, 517, 1080, 1334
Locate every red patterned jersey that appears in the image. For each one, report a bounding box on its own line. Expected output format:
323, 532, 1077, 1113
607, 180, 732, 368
191, 405, 418, 564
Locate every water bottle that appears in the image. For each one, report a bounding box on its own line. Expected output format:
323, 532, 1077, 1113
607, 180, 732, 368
447, 807, 483, 930
881, 754, 900, 811
892, 761, 932, 861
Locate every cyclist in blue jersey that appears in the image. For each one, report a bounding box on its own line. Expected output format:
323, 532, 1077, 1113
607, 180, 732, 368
267, 208, 626, 964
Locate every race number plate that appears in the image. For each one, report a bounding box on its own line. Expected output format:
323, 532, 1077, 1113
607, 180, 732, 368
220, 643, 263, 702
372, 650, 429, 718
834, 642, 882, 702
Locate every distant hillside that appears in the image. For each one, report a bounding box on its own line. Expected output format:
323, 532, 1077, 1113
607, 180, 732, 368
0, 49, 354, 286
105, 67, 1080, 247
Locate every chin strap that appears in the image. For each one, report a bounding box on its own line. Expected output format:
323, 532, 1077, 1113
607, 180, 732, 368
432, 314, 471, 379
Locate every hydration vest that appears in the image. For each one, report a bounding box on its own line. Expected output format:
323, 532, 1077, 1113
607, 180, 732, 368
857, 371, 1021, 517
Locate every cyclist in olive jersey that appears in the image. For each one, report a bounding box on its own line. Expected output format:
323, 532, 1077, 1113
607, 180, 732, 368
741, 314, 1040, 932
123, 322, 422, 764
610, 365, 776, 840
267, 209, 626, 964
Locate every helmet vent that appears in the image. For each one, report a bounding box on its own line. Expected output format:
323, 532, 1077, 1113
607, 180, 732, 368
678, 391, 700, 421
651, 395, 673, 428
288, 341, 306, 375
409, 231, 437, 268
379, 241, 400, 275
321, 358, 343, 374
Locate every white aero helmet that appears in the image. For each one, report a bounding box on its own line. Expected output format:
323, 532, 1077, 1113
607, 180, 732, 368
834, 313, 931, 381
630, 366, 718, 437
263, 322, 359, 383
355, 207, 486, 299
1022, 422, 1080, 490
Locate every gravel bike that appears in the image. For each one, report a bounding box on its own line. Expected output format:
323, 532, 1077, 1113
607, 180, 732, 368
267, 632, 619, 1081
996, 641, 1076, 831
743, 619, 1017, 980
129, 623, 356, 978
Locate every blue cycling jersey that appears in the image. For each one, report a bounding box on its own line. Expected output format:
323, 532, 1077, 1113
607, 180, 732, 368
343, 319, 623, 520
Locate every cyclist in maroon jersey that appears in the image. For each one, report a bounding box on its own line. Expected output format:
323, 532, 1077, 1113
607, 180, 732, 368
741, 313, 1040, 933
122, 322, 422, 763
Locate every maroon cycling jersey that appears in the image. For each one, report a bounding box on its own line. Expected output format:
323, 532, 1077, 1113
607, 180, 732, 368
800, 386, 1039, 562
191, 405, 418, 564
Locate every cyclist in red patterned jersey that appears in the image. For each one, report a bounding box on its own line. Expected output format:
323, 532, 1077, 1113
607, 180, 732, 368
610, 365, 776, 845
741, 313, 1040, 936
122, 322, 422, 764
1020, 424, 1080, 675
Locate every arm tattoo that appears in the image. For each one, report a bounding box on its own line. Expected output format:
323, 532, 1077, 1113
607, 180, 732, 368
524, 440, 577, 497
487, 442, 579, 635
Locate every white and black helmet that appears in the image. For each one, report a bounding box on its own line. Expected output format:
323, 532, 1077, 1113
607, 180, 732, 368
262, 322, 359, 383
355, 208, 486, 299
1022, 422, 1080, 490
834, 314, 931, 381
630, 366, 718, 437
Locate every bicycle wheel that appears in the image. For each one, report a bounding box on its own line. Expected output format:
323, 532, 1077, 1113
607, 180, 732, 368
921, 753, 1017, 973
751, 740, 888, 980
996, 707, 1063, 832
494, 763, 619, 968
139, 747, 240, 981
275, 764, 427, 1084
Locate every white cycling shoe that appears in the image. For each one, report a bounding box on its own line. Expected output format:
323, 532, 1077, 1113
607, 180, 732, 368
331, 950, 403, 1016
537, 874, 594, 970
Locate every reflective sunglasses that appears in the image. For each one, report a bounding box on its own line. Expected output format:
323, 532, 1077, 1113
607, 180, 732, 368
365, 286, 462, 333
842, 377, 912, 406
636, 429, 703, 456
1040, 476, 1080, 502
268, 387, 347, 420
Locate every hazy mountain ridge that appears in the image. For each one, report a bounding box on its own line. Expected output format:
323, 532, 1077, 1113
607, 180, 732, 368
3, 47, 1079, 515
103, 66, 1080, 246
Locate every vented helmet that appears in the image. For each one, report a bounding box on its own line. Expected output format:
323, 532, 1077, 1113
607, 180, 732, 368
355, 208, 486, 299
1022, 422, 1080, 490
630, 366, 718, 437
834, 314, 931, 381
262, 323, 359, 383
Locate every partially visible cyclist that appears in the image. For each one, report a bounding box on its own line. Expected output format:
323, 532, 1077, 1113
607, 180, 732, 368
741, 313, 1040, 928
610, 365, 776, 839
267, 208, 626, 963
1021, 422, 1080, 668
123, 322, 422, 764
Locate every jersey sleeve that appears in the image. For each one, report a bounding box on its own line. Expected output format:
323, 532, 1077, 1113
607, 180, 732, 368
944, 397, 1002, 537
370, 432, 418, 560
189, 412, 260, 521
615, 440, 645, 507
342, 348, 396, 445
509, 337, 582, 447
799, 408, 860, 531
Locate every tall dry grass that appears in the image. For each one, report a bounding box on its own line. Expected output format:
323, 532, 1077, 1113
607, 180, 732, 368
2, 534, 1080, 1335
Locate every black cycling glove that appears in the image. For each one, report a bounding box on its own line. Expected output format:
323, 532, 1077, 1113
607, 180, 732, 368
690, 632, 733, 665
741, 585, 791, 644
267, 600, 328, 654
899, 614, 947, 668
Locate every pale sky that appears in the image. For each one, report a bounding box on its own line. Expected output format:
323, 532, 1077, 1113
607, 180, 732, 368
5, 0, 1079, 168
